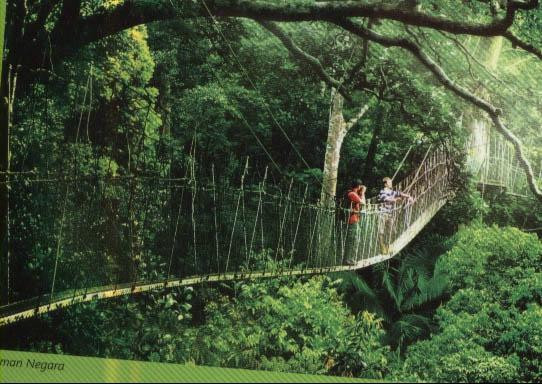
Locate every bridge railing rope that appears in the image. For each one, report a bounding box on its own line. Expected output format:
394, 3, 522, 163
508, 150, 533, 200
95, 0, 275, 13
467, 123, 540, 197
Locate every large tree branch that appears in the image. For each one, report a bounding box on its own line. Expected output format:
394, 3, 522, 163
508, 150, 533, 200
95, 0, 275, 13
257, 20, 351, 102
10, 0, 537, 70
336, 19, 497, 112
25, 0, 61, 44
504, 30, 542, 60
333, 18, 542, 201
43, 0, 536, 63
345, 103, 369, 132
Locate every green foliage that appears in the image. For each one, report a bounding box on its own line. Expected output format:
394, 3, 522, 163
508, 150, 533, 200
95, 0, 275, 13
190, 276, 390, 379
498, 304, 542, 380
437, 224, 542, 292
482, 188, 542, 235
32, 287, 195, 363
19, 274, 390, 379
431, 178, 489, 235
336, 235, 450, 351
398, 224, 542, 382
399, 335, 520, 383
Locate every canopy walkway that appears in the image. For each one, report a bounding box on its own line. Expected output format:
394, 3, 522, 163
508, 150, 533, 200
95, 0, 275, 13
0, 125, 538, 327
467, 123, 535, 197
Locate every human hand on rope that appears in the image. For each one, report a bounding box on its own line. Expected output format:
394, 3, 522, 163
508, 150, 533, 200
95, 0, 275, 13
398, 195, 415, 205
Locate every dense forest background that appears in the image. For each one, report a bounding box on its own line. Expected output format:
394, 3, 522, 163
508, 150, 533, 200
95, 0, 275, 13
1, 0, 542, 382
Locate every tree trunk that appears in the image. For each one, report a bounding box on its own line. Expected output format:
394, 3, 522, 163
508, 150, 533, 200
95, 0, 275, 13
320, 89, 348, 208
318, 88, 368, 266
362, 101, 384, 182
0, 0, 9, 304
320, 88, 369, 207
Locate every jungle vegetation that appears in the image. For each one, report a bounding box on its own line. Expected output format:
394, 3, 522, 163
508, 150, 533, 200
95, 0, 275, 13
1, 0, 542, 381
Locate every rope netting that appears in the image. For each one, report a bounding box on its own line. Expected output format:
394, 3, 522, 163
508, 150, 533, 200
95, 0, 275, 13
467, 122, 535, 196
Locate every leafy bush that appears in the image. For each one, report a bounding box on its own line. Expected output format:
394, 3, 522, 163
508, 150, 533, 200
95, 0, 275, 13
336, 234, 450, 352
43, 288, 195, 362
400, 335, 520, 383
437, 224, 542, 292
189, 275, 390, 379
396, 224, 542, 382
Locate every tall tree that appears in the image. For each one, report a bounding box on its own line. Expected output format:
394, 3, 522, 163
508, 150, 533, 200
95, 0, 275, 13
320, 89, 368, 206
0, 0, 8, 303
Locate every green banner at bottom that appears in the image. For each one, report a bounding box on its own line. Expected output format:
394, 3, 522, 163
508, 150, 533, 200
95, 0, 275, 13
0, 350, 373, 383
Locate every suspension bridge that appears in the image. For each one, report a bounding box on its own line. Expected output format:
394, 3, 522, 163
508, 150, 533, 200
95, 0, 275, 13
0, 120, 537, 327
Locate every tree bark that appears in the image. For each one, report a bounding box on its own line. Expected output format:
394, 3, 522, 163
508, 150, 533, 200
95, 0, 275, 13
320, 88, 369, 207
0, 0, 9, 304
504, 30, 542, 60
318, 88, 367, 266
362, 102, 384, 181
320, 89, 347, 208
9, 0, 538, 72
57, 0, 534, 52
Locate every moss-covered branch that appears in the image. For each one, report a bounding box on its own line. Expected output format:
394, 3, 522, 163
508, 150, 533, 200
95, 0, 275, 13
257, 20, 351, 102
39, 0, 536, 66
333, 18, 542, 201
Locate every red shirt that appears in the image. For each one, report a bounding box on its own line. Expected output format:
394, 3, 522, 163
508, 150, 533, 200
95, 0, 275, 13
347, 190, 364, 224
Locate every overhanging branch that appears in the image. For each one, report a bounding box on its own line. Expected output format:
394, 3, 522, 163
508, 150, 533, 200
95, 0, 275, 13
333, 18, 542, 201
48, 0, 536, 61
504, 30, 542, 60
257, 21, 351, 102
345, 104, 369, 132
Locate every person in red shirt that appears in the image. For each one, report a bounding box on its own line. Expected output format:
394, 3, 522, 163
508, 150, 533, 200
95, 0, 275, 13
344, 179, 366, 265
347, 182, 366, 225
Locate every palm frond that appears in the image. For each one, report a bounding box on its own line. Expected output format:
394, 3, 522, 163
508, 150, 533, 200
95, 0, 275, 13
402, 271, 449, 311
335, 272, 391, 320
382, 271, 402, 311
400, 248, 435, 279
385, 314, 432, 347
